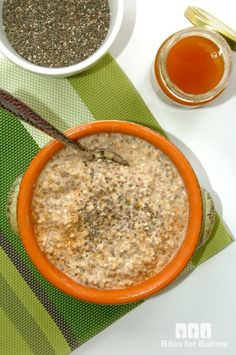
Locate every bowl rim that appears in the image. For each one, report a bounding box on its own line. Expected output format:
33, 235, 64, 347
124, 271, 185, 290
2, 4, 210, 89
17, 120, 203, 304
0, 0, 124, 76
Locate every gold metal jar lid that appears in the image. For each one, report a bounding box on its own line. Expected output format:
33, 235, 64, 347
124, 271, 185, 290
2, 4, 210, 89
184, 6, 236, 51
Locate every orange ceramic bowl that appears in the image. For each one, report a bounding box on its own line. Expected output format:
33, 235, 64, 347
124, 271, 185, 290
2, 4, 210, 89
17, 121, 202, 304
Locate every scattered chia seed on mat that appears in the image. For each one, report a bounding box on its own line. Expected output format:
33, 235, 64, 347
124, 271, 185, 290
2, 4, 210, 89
2, 0, 110, 68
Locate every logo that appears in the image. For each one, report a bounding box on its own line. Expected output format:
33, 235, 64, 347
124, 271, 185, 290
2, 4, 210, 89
175, 323, 212, 339
161, 322, 227, 349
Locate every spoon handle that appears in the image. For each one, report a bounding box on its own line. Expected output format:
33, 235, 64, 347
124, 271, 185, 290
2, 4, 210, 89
0, 89, 86, 150
0, 89, 129, 166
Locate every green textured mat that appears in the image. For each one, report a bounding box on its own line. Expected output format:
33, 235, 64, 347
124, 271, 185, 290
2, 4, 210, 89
0, 54, 233, 354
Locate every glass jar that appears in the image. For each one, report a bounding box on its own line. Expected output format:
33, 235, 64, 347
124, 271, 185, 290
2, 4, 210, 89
153, 7, 236, 107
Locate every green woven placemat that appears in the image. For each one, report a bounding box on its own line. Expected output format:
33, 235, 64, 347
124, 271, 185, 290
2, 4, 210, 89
0, 54, 233, 355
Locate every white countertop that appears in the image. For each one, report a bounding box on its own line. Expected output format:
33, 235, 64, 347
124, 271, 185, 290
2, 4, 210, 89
74, 1, 236, 354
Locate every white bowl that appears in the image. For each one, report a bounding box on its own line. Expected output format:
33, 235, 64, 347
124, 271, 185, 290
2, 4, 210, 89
0, 0, 123, 77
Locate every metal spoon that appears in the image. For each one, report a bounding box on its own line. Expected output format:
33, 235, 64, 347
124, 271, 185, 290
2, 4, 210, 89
0, 89, 129, 166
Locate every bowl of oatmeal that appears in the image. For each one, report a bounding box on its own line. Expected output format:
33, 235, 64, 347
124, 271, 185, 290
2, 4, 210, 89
17, 121, 202, 304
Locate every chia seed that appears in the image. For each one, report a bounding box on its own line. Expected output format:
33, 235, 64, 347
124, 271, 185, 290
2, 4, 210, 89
2, 0, 110, 68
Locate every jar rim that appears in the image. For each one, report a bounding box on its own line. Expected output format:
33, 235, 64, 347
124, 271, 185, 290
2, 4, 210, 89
155, 27, 233, 106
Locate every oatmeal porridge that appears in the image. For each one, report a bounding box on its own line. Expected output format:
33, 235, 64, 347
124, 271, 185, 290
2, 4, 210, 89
32, 134, 189, 289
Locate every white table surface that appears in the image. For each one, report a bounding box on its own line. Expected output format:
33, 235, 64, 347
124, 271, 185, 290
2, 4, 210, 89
73, 1, 236, 354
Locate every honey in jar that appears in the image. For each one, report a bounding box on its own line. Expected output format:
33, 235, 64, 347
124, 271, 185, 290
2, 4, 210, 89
166, 35, 224, 95
154, 7, 235, 107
